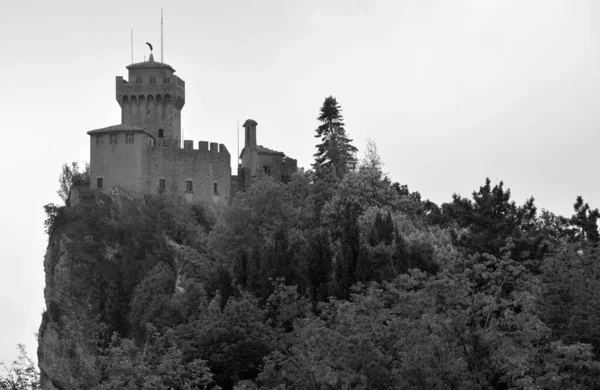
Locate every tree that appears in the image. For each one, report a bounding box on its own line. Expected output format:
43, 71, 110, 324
570, 196, 599, 243
0, 345, 40, 390
312, 96, 357, 179
98, 331, 218, 390
175, 293, 275, 389
540, 244, 600, 355
439, 178, 549, 263
258, 251, 600, 389
129, 262, 181, 341
57, 162, 90, 203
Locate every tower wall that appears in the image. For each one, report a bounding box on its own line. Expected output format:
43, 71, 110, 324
116, 70, 185, 146
241, 146, 259, 177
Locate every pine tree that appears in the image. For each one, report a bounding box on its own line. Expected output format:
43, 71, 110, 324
312, 96, 358, 179
570, 196, 600, 243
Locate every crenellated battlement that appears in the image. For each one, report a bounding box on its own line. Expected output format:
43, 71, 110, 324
116, 75, 185, 88
116, 62, 185, 142
156, 139, 230, 155
116, 75, 185, 108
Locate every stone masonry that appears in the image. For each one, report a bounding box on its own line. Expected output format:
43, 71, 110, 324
88, 53, 231, 205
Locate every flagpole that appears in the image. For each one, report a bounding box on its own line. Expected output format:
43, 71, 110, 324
131, 29, 133, 64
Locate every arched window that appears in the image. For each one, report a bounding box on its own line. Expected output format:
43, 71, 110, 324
158, 129, 164, 138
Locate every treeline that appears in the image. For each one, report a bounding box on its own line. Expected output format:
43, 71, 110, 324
4, 96, 600, 389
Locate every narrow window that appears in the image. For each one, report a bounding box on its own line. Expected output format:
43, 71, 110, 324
158, 129, 164, 138
96, 135, 104, 145
185, 180, 193, 192
109, 134, 117, 144
213, 182, 219, 195
126, 133, 134, 144
97, 178, 103, 189
149, 76, 156, 84
159, 179, 166, 191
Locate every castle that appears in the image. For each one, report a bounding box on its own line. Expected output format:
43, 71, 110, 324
88, 52, 296, 204
234, 120, 298, 193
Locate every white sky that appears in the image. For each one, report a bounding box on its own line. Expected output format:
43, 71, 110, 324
0, 0, 598, 365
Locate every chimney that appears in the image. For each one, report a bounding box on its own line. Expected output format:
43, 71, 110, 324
243, 119, 258, 147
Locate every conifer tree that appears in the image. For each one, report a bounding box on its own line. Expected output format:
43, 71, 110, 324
312, 96, 358, 179
570, 196, 599, 243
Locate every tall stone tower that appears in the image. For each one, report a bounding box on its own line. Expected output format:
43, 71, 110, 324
116, 53, 185, 146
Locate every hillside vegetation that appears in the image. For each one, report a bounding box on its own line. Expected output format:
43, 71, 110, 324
4, 97, 600, 390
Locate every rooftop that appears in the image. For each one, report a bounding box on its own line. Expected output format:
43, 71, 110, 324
87, 124, 154, 137
126, 54, 176, 73
240, 144, 285, 159
256, 145, 285, 156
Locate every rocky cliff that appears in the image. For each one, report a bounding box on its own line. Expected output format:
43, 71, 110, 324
37, 186, 218, 389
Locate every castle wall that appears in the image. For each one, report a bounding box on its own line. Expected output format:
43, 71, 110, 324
89, 132, 147, 197
280, 157, 298, 183
230, 174, 239, 199
141, 141, 231, 205
241, 147, 259, 177
89, 58, 236, 206
256, 154, 298, 183
117, 73, 185, 143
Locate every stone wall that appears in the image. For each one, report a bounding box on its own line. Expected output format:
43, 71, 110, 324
89, 132, 147, 198
141, 140, 231, 205
256, 154, 298, 183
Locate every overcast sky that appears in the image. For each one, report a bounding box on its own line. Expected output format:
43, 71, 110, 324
0, 0, 598, 365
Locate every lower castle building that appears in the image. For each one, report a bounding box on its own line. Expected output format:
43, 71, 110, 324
88, 52, 296, 204
234, 120, 297, 193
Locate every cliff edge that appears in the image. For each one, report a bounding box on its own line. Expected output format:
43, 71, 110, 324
37, 186, 218, 389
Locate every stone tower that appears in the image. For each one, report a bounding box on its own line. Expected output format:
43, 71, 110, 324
243, 119, 257, 147
116, 53, 185, 146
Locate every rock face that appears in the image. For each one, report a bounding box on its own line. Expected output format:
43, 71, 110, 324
37, 231, 70, 390
38, 187, 114, 389
37, 186, 215, 389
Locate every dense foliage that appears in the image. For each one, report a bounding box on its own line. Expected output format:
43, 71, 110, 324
6, 96, 600, 389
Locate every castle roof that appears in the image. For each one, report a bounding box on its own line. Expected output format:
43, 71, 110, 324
87, 124, 155, 137
126, 55, 176, 73
256, 145, 285, 156
240, 144, 285, 159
